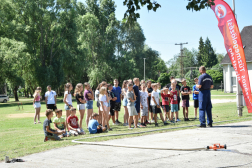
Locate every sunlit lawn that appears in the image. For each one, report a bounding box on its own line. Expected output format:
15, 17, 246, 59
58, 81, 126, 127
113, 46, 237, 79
0, 96, 251, 161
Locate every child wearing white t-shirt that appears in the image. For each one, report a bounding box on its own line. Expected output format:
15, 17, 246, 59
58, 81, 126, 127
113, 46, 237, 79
140, 83, 148, 127
151, 83, 168, 127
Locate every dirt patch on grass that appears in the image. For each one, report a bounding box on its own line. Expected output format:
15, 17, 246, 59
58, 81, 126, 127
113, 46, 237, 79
7, 113, 35, 118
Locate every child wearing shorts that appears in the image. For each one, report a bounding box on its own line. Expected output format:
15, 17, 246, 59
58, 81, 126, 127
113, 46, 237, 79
84, 82, 94, 127
67, 107, 85, 136
170, 83, 178, 123
63, 83, 73, 130
53, 109, 68, 137
33, 87, 42, 124
108, 84, 117, 125
151, 83, 168, 127
193, 78, 199, 119
180, 79, 191, 121
140, 83, 148, 127
99, 86, 112, 131
43, 109, 62, 142
127, 83, 138, 129
88, 113, 107, 134
161, 87, 171, 121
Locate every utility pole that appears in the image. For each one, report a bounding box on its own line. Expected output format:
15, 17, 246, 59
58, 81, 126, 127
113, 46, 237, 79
233, 0, 243, 117
143, 58, 146, 81
175, 42, 188, 80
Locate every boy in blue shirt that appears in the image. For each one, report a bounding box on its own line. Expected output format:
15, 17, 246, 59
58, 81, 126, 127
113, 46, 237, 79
88, 113, 106, 134
193, 78, 199, 119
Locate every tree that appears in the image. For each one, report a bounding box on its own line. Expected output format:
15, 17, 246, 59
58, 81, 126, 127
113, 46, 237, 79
157, 72, 171, 87
203, 37, 218, 67
123, 0, 215, 22
206, 69, 223, 83
197, 37, 204, 66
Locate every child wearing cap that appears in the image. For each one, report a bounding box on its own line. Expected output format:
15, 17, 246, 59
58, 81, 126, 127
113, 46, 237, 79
53, 109, 68, 137
67, 107, 85, 136
88, 113, 107, 134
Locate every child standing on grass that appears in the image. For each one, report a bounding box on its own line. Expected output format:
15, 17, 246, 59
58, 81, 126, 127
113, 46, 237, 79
67, 107, 85, 136
180, 79, 191, 121
88, 113, 107, 134
53, 109, 68, 137
74, 83, 86, 130
193, 78, 199, 119
151, 83, 168, 127
170, 83, 178, 123
43, 109, 62, 142
127, 83, 138, 129
33, 87, 42, 124
140, 83, 148, 127
122, 80, 129, 126
108, 84, 117, 125
95, 84, 102, 125
84, 82, 94, 128
99, 86, 112, 131
63, 83, 73, 130
161, 87, 172, 121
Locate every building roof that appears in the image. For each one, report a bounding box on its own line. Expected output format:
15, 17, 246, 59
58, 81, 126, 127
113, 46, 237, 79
221, 25, 252, 64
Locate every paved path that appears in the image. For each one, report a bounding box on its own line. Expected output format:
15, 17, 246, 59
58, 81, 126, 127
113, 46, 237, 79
2, 121, 252, 168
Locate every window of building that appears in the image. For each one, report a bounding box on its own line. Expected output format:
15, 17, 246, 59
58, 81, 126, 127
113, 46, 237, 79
231, 77, 236, 86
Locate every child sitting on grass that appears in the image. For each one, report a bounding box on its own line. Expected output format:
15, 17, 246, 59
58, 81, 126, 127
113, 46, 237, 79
43, 109, 63, 142
88, 113, 107, 134
67, 107, 85, 136
53, 109, 68, 137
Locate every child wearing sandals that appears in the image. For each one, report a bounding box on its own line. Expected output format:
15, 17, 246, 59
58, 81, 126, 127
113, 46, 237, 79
53, 109, 68, 137
43, 109, 63, 142
33, 87, 42, 124
67, 107, 85, 136
99, 86, 112, 131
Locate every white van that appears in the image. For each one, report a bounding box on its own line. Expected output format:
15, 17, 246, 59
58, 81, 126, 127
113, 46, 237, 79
0, 95, 9, 103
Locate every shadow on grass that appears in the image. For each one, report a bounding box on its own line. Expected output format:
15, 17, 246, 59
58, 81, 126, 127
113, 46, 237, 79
0, 99, 64, 108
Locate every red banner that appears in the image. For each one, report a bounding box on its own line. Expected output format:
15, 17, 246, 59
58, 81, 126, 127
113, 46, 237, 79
211, 0, 252, 113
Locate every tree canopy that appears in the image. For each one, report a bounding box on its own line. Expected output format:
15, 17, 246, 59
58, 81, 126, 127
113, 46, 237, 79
123, 0, 215, 22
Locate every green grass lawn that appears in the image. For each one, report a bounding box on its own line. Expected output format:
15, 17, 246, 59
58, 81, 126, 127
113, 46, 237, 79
211, 90, 236, 95
0, 97, 251, 161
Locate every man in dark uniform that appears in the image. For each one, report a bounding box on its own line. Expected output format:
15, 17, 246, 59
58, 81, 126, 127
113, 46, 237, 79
196, 66, 214, 127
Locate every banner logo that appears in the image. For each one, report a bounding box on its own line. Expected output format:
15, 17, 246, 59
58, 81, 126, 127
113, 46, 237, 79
215, 4, 227, 18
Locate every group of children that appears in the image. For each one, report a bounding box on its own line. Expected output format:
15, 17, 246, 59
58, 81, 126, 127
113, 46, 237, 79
42, 77, 200, 141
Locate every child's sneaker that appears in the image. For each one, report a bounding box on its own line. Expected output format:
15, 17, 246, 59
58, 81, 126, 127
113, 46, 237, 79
155, 123, 158, 127
123, 123, 128, 126
44, 136, 49, 142
108, 128, 113, 131
170, 120, 175, 123
163, 121, 168, 125
140, 124, 146, 128
151, 120, 155, 123
177, 118, 181, 122
128, 127, 133, 130
194, 117, 197, 119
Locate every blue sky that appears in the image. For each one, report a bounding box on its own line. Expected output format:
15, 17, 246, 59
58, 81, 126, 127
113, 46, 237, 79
79, 0, 252, 63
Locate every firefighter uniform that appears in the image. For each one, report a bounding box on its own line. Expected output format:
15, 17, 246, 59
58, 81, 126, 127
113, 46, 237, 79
198, 73, 213, 126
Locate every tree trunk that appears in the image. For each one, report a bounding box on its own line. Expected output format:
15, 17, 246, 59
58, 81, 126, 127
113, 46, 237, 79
13, 86, 19, 102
